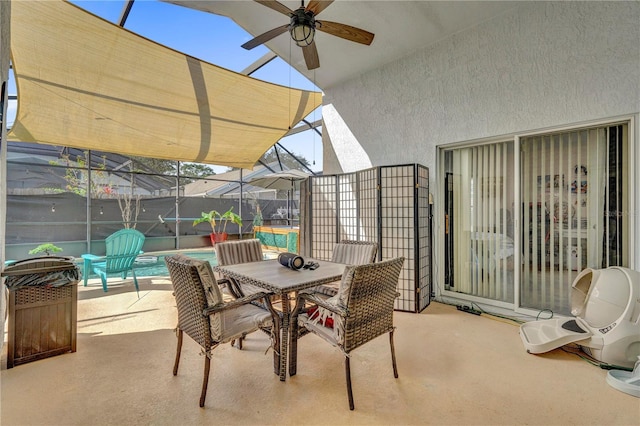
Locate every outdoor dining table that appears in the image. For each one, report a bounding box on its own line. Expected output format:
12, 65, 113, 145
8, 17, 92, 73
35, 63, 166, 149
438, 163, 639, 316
213, 258, 346, 381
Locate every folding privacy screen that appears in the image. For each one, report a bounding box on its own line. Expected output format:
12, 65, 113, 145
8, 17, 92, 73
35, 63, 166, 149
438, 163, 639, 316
301, 164, 431, 313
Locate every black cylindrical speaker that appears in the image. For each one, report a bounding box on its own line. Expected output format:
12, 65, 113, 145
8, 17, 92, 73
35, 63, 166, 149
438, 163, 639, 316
278, 252, 305, 270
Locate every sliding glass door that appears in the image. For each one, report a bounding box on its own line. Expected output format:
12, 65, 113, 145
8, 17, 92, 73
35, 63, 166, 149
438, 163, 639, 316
442, 122, 628, 315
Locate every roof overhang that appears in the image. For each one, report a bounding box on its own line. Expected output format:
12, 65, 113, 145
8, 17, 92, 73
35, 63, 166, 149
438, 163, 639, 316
165, 1, 526, 90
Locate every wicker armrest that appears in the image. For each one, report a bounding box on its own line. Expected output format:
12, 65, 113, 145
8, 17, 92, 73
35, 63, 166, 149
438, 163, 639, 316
217, 277, 234, 290
214, 277, 243, 300
203, 291, 271, 315
297, 292, 347, 317
220, 276, 246, 299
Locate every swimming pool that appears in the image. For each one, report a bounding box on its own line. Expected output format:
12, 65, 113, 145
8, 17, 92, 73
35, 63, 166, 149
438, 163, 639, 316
134, 250, 218, 277
79, 248, 280, 279
78, 249, 218, 279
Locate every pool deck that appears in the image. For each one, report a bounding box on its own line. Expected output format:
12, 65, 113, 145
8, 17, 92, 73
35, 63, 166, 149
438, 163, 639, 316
2, 281, 637, 425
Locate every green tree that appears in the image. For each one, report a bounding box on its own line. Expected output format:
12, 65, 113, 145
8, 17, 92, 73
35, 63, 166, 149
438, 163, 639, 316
129, 157, 177, 175
50, 152, 112, 198
129, 157, 216, 182
180, 162, 217, 178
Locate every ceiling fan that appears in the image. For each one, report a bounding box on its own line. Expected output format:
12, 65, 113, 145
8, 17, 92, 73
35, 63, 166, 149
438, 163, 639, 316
241, 0, 375, 70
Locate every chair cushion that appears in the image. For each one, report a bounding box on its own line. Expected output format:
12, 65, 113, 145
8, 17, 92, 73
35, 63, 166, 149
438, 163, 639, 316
236, 283, 266, 297
334, 265, 357, 308
298, 310, 340, 347
215, 239, 263, 265
317, 241, 376, 301
299, 266, 356, 346
193, 260, 225, 307
217, 304, 272, 343
331, 242, 376, 265
215, 239, 265, 297
311, 281, 339, 298
307, 305, 333, 328
172, 254, 223, 306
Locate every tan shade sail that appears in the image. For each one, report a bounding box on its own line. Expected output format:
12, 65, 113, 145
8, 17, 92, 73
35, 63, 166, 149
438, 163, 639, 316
8, 1, 322, 169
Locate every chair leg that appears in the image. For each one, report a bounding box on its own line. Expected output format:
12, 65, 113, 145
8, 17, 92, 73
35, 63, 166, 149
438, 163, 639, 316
83, 259, 91, 286
200, 355, 211, 407
271, 320, 281, 376
229, 337, 244, 350
99, 273, 108, 292
345, 356, 355, 410
390, 330, 399, 378
132, 270, 139, 295
173, 329, 183, 376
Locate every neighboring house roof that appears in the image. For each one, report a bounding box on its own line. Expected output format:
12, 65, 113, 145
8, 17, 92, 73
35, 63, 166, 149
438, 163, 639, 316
183, 162, 290, 199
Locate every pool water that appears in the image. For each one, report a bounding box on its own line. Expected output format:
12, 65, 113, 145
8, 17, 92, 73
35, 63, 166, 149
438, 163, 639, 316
135, 251, 219, 277
78, 249, 280, 280
79, 250, 219, 279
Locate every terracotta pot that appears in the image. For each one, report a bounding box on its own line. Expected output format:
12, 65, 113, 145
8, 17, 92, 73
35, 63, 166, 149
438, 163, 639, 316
210, 232, 228, 245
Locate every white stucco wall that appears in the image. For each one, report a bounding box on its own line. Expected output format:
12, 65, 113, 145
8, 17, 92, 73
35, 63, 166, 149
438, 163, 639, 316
322, 1, 640, 175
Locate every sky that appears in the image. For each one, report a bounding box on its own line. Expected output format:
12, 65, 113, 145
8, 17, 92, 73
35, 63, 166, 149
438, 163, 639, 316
6, 0, 323, 173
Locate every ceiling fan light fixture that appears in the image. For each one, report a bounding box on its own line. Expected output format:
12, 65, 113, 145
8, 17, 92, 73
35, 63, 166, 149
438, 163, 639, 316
244, 0, 374, 70
289, 8, 315, 47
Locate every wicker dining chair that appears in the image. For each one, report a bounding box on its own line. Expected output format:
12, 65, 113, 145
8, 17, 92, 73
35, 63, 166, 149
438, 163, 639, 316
311, 240, 378, 298
164, 254, 273, 407
215, 239, 266, 298
290, 257, 405, 410
215, 239, 275, 349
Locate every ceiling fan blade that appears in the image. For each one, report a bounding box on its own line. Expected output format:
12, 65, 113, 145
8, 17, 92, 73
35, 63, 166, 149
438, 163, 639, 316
302, 42, 320, 70
305, 0, 334, 16
254, 0, 294, 16
317, 20, 375, 45
241, 24, 289, 50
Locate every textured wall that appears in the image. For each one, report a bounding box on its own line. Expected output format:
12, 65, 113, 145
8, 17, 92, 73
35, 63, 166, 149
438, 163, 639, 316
322, 1, 640, 175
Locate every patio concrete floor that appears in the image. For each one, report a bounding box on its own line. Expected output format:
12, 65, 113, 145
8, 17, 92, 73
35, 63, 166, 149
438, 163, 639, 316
1, 276, 638, 425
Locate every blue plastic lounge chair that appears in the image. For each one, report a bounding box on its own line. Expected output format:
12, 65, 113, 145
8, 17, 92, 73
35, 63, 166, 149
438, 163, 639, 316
81, 229, 145, 293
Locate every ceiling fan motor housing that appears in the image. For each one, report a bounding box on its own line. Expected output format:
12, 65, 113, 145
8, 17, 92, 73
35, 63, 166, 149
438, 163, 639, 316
289, 7, 316, 46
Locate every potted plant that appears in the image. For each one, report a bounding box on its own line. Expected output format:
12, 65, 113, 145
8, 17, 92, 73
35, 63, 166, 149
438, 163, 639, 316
193, 207, 243, 245
29, 243, 64, 257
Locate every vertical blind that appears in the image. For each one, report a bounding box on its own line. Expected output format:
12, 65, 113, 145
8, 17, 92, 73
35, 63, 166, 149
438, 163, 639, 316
520, 125, 624, 312
450, 142, 513, 302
